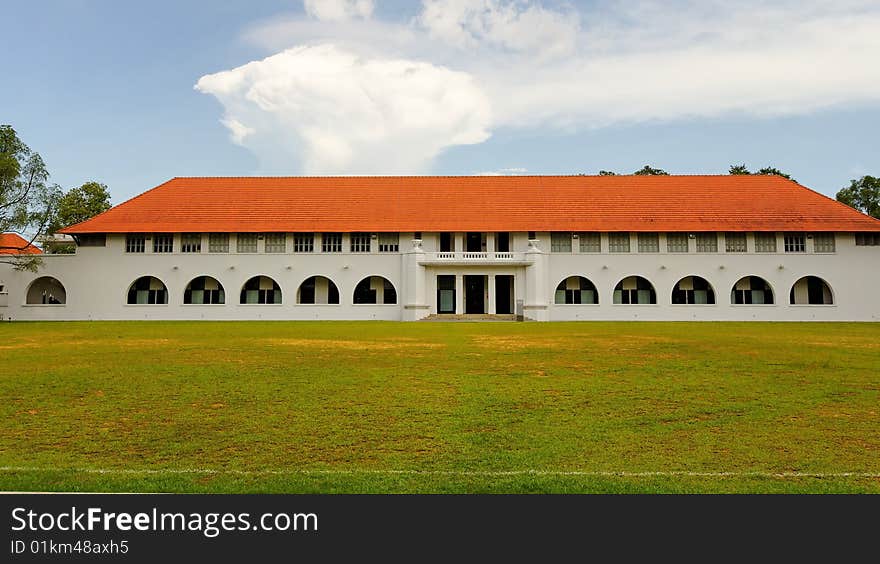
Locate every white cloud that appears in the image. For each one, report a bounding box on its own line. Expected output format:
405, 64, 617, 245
417, 0, 579, 58
304, 0, 373, 22
195, 44, 491, 174
198, 0, 880, 174
475, 167, 528, 176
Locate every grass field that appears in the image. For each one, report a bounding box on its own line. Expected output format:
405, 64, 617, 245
1, 321, 878, 493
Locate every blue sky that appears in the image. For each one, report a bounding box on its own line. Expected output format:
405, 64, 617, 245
4, 0, 879, 203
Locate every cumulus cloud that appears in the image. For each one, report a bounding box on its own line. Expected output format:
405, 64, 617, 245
195, 44, 491, 174
197, 0, 880, 174
304, 0, 373, 22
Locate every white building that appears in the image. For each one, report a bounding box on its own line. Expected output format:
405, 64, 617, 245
2, 175, 879, 321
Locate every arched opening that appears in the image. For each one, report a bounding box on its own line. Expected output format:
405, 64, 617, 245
184, 276, 225, 305
731, 276, 774, 305
613, 276, 656, 304
672, 276, 715, 305
127, 276, 167, 305
554, 276, 598, 304
790, 276, 833, 305
297, 276, 339, 304
240, 276, 282, 304
353, 276, 397, 304
26, 277, 66, 304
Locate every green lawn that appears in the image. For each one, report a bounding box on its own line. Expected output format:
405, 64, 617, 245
1, 321, 878, 493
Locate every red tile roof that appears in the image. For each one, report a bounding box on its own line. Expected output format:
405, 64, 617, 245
59, 175, 880, 234
0, 233, 42, 255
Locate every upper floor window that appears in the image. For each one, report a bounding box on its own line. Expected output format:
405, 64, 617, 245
378, 233, 399, 253
351, 232, 371, 253
264, 233, 286, 253
637, 233, 659, 253
181, 233, 201, 253
551, 232, 572, 253
666, 233, 688, 253
322, 232, 342, 253
125, 234, 146, 253
237, 233, 258, 253
608, 233, 630, 253
783, 233, 806, 253
755, 232, 777, 253
695, 233, 717, 253
855, 233, 880, 246
578, 233, 600, 253
439, 233, 454, 252
813, 233, 835, 253
208, 233, 229, 253
153, 234, 173, 253
294, 233, 314, 253
725, 233, 747, 253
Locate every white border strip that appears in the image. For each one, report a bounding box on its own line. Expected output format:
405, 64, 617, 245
1, 467, 878, 479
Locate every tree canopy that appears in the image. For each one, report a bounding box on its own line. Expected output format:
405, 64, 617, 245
633, 165, 668, 176
0, 125, 61, 271
48, 181, 111, 234
728, 164, 794, 181
836, 176, 880, 219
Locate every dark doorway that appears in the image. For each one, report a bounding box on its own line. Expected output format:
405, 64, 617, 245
437, 275, 456, 314
440, 233, 454, 252
465, 275, 486, 314
495, 275, 514, 314
466, 232, 486, 252
496, 232, 510, 252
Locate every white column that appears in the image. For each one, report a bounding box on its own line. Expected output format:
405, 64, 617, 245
402, 239, 427, 320
455, 273, 464, 314
487, 274, 496, 314
487, 232, 495, 255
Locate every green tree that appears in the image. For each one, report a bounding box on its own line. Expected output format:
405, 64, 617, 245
729, 164, 750, 174
633, 165, 668, 175
48, 181, 111, 233
598, 170, 617, 176
0, 125, 61, 271
836, 175, 880, 219
756, 166, 793, 180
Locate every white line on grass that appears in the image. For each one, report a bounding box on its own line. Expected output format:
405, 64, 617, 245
1, 467, 878, 479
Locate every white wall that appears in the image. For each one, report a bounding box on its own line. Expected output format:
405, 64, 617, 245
1, 231, 878, 321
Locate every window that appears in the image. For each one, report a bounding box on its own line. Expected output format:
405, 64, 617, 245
208, 233, 229, 253
353, 276, 397, 304
551, 232, 572, 252
667, 233, 689, 253
528, 231, 536, 240
240, 276, 282, 304
293, 233, 314, 253
26, 277, 67, 305
237, 233, 258, 253
672, 276, 715, 304
184, 276, 225, 304
578, 233, 600, 253
613, 276, 656, 304
264, 233, 286, 253
783, 233, 806, 253
790, 276, 833, 305
637, 233, 659, 253
695, 233, 717, 253
439, 233, 454, 252
181, 233, 201, 253
125, 234, 146, 253
725, 233, 747, 253
378, 233, 399, 253
813, 233, 835, 253
297, 276, 339, 304
754, 233, 777, 253
554, 277, 598, 304
127, 276, 167, 305
731, 276, 774, 305
351, 233, 371, 253
608, 233, 630, 253
322, 233, 342, 253
495, 232, 510, 252
78, 234, 106, 247
153, 234, 173, 253
855, 233, 880, 246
